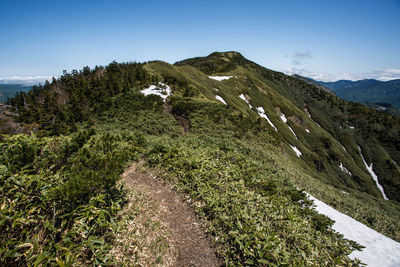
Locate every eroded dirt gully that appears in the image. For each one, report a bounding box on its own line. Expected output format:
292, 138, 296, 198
122, 163, 223, 267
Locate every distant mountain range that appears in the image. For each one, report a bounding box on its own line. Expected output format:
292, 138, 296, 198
0, 84, 32, 103
319, 78, 400, 105
295, 76, 400, 117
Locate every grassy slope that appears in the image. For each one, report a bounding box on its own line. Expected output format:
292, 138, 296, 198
144, 58, 400, 241
175, 52, 400, 202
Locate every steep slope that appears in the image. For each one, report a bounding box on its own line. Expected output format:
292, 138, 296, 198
2, 52, 400, 265
292, 74, 336, 95
175, 51, 400, 202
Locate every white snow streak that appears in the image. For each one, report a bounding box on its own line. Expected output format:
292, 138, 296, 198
140, 83, 171, 102
359, 147, 388, 200
280, 113, 287, 123
350, 126, 355, 129
339, 162, 352, 175
290, 145, 302, 157
256, 107, 278, 132
305, 129, 310, 133
279, 111, 297, 138
215, 95, 227, 105
308, 193, 400, 266
288, 125, 298, 139
239, 94, 253, 109
209, 76, 233, 81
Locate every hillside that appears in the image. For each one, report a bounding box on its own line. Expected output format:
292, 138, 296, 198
1, 52, 400, 266
0, 84, 32, 103
317, 78, 400, 110
291, 74, 336, 95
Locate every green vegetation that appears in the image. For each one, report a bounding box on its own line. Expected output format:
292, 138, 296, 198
318, 79, 400, 109
0, 130, 144, 265
1, 51, 399, 265
0, 84, 32, 103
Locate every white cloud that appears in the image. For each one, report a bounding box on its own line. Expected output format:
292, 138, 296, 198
284, 67, 400, 82
0, 75, 56, 85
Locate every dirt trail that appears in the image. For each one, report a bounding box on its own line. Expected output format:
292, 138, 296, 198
122, 164, 223, 267
164, 101, 190, 134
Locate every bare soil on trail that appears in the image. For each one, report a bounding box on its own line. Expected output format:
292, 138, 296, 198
122, 164, 223, 267
164, 101, 190, 134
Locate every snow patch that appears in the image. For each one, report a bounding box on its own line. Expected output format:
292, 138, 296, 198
239, 94, 253, 109
341, 190, 349, 195
279, 111, 297, 138
341, 144, 347, 152
213, 88, 219, 92
339, 162, 352, 175
359, 147, 388, 200
256, 107, 278, 132
307, 193, 400, 266
280, 113, 287, 123
290, 145, 302, 157
305, 129, 310, 133
288, 125, 298, 139
141, 82, 171, 102
239, 94, 246, 101
209, 76, 233, 81
215, 95, 227, 105
349, 126, 355, 129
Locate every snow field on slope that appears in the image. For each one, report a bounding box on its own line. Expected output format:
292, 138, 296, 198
280, 113, 287, 123
290, 145, 302, 157
358, 147, 388, 200
339, 162, 352, 175
279, 111, 297, 138
308, 193, 400, 266
239, 94, 253, 109
256, 107, 278, 132
287, 126, 298, 139
141, 83, 171, 102
209, 76, 233, 81
215, 95, 227, 105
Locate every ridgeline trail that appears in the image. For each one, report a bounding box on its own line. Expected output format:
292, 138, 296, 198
121, 163, 223, 267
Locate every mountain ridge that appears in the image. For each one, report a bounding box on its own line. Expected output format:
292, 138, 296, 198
315, 78, 400, 111
2, 51, 400, 266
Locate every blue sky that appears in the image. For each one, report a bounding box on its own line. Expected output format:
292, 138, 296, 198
0, 0, 399, 83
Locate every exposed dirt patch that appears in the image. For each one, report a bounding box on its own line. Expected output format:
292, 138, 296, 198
121, 163, 223, 267
172, 115, 190, 133
165, 102, 190, 134
256, 85, 269, 95
288, 115, 304, 127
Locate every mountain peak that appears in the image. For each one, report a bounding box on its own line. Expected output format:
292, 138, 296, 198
207, 51, 244, 59
174, 51, 248, 74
